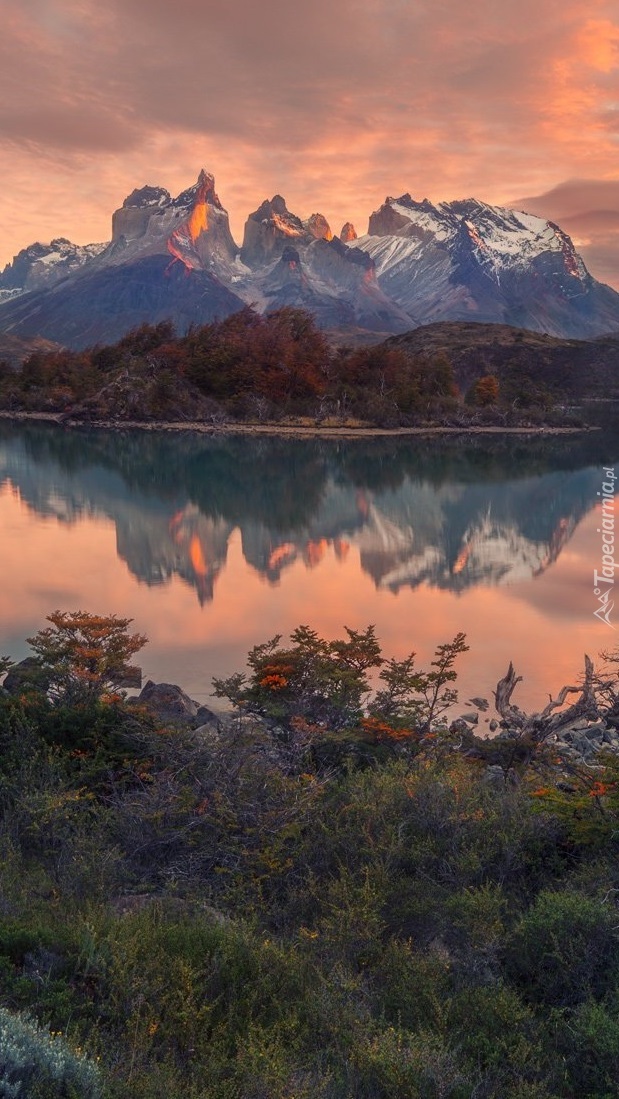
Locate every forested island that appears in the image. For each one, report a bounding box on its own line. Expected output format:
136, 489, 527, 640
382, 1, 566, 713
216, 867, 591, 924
2, 310, 617, 429
2, 611, 619, 1097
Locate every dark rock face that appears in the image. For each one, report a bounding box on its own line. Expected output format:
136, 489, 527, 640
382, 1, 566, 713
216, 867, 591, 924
137, 680, 199, 722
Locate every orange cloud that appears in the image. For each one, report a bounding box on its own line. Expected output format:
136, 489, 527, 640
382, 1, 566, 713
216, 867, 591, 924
1, 0, 618, 288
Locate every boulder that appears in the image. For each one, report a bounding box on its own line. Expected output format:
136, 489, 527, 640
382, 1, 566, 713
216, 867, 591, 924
2, 657, 49, 695
136, 680, 199, 722
194, 703, 221, 729
468, 697, 489, 712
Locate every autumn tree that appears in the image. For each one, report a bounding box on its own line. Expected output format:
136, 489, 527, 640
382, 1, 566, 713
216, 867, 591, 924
27, 611, 147, 706
213, 625, 469, 743
471, 374, 500, 407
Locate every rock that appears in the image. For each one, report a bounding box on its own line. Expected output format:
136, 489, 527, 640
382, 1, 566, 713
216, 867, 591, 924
193, 722, 221, 738
340, 222, 357, 242
584, 723, 607, 740
193, 704, 221, 729
459, 712, 479, 725
468, 697, 489, 712
304, 213, 332, 241
136, 680, 199, 722
569, 719, 591, 732
2, 657, 50, 695
570, 733, 595, 757
482, 765, 505, 787
449, 718, 471, 735
489, 720, 498, 732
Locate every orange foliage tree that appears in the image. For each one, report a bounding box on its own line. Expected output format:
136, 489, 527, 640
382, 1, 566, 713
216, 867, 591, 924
27, 611, 147, 706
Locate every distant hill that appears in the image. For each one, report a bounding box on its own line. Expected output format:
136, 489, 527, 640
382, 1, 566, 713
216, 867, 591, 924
0, 332, 60, 367
387, 322, 619, 399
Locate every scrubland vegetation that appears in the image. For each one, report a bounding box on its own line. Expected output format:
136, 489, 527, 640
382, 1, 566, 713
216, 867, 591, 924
2, 613, 619, 1097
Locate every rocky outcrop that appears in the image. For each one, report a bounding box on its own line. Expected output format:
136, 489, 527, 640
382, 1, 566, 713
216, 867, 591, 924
240, 195, 312, 268
111, 187, 171, 243
340, 222, 357, 242
136, 680, 200, 722
2, 657, 50, 695
303, 213, 333, 241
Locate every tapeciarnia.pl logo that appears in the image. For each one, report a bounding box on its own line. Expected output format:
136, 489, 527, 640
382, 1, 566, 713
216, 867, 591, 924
593, 467, 616, 628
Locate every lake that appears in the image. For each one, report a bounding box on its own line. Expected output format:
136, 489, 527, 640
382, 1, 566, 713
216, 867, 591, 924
1, 418, 618, 723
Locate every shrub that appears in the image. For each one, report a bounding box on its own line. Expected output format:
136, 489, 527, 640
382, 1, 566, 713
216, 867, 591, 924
503, 889, 619, 1007
26, 611, 147, 708
0, 1006, 100, 1098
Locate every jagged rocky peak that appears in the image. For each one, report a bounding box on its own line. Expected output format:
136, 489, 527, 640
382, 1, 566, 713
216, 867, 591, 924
303, 213, 333, 241
171, 169, 225, 212
340, 222, 357, 242
122, 185, 171, 209
0, 237, 106, 292
367, 194, 433, 236
110, 169, 238, 268
166, 170, 238, 270
241, 195, 313, 267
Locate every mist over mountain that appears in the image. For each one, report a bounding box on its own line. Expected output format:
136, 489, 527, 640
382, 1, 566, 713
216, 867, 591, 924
1, 170, 619, 348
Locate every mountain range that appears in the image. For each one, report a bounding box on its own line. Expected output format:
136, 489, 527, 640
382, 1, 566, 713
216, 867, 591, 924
1, 169, 619, 348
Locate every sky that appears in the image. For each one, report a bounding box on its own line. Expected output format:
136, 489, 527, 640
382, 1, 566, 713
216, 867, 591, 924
2, 0, 619, 287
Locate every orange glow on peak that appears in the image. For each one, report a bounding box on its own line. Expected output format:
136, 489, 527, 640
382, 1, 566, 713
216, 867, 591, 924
271, 213, 304, 238
452, 542, 473, 575
267, 542, 297, 570
189, 534, 208, 576
333, 538, 350, 560
304, 539, 328, 567
188, 197, 208, 242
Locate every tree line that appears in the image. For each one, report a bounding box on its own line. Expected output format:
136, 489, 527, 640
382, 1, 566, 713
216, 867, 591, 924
0, 307, 552, 425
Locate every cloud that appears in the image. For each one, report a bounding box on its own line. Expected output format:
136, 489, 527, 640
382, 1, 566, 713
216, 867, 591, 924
1, 0, 618, 286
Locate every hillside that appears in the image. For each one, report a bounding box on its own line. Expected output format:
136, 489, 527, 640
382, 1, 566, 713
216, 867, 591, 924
387, 321, 619, 399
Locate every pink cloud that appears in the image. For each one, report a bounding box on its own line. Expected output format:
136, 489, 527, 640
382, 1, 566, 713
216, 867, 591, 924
0, 0, 618, 288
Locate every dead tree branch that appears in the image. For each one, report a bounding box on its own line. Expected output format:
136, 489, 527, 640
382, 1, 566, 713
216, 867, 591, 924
494, 655, 599, 742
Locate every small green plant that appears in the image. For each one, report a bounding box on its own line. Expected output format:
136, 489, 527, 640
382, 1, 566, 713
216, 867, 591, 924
0, 1006, 100, 1097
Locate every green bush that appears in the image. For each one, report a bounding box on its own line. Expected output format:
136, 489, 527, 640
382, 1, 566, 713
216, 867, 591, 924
0, 1006, 100, 1098
503, 889, 619, 1007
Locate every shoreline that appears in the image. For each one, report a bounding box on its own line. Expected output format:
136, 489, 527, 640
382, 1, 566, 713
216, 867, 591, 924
0, 410, 594, 438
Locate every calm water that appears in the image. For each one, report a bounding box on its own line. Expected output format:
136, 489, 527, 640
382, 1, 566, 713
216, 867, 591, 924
1, 419, 618, 720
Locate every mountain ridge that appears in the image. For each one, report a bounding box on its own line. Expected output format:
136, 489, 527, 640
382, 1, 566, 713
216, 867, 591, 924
1, 170, 619, 348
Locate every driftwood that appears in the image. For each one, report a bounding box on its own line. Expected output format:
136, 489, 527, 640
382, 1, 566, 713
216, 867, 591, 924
493, 655, 598, 742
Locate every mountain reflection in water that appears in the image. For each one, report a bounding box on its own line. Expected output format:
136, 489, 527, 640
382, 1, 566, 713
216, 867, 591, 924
0, 424, 612, 603
1, 419, 618, 711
